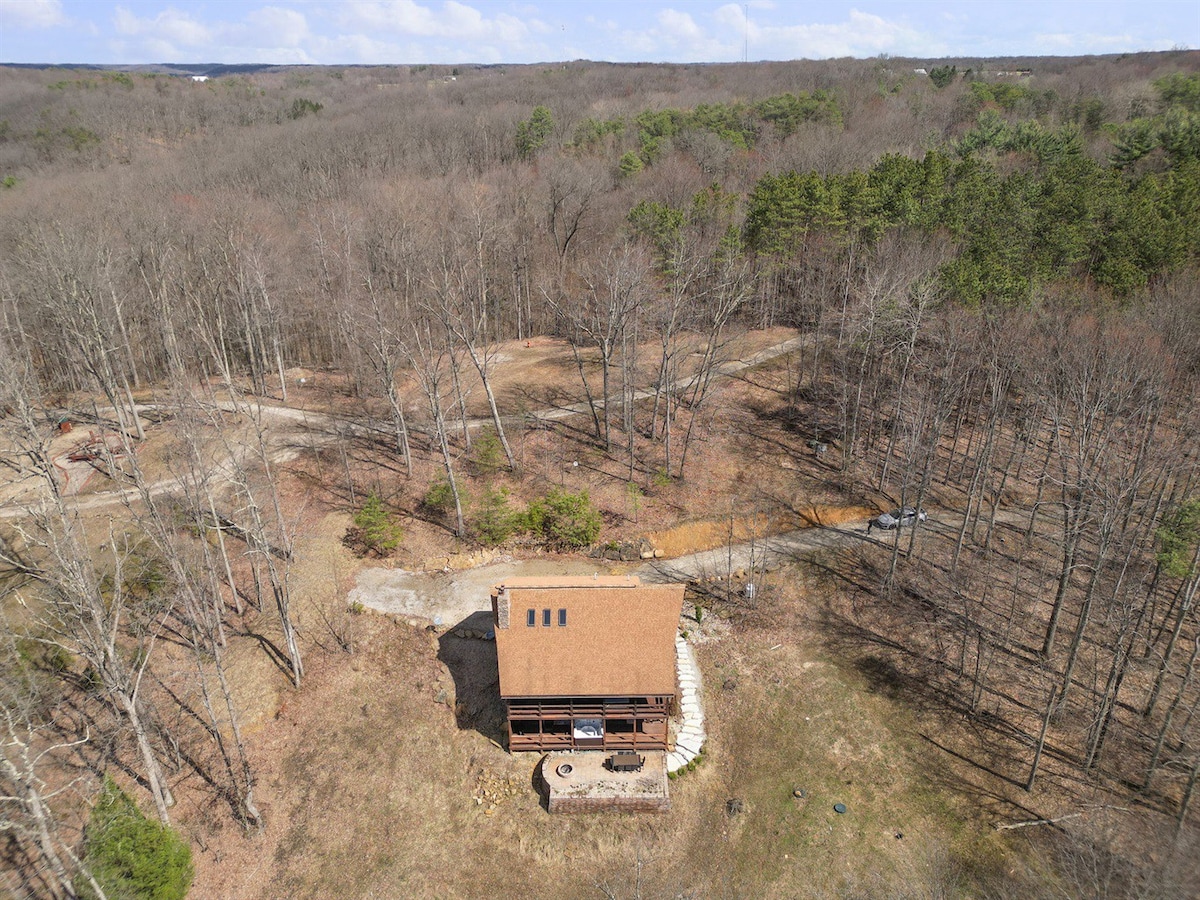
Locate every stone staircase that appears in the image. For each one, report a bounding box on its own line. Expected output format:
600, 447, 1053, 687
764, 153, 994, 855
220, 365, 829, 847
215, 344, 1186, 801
667, 634, 706, 773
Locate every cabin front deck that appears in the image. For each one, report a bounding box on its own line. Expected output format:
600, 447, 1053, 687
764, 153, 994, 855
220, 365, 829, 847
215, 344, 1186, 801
506, 696, 671, 752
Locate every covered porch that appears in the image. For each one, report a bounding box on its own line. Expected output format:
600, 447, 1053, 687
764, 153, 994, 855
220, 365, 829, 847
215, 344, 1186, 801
507, 696, 671, 752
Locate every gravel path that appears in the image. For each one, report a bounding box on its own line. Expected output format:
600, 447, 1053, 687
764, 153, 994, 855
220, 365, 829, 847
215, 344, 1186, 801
345, 507, 1038, 626
347, 557, 604, 627
347, 516, 916, 624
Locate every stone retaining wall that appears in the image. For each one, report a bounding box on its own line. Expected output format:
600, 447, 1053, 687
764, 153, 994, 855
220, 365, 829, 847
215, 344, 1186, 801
547, 794, 670, 814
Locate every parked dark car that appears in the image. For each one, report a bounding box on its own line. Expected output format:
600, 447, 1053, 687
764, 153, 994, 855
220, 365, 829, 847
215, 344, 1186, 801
870, 507, 927, 531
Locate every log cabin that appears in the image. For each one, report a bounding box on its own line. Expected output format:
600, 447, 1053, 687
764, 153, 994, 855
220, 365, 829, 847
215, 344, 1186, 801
491, 575, 684, 752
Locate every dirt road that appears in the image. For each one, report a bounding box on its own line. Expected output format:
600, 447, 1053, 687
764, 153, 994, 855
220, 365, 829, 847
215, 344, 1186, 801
345, 521, 869, 624
348, 514, 944, 623
1, 335, 809, 520
521, 335, 808, 425
635, 510, 1028, 583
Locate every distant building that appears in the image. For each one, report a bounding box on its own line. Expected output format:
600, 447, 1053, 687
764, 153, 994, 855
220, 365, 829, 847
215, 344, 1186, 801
491, 576, 684, 752
191, 75, 209, 82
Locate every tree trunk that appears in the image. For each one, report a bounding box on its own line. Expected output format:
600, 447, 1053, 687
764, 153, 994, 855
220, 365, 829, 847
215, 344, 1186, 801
569, 338, 603, 442
119, 691, 175, 822
1145, 548, 1200, 718
464, 343, 516, 470
1144, 636, 1200, 792
1026, 684, 1058, 791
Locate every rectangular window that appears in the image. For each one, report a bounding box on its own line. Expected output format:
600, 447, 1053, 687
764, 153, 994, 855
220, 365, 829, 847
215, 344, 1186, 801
558, 608, 567, 627
542, 608, 551, 627
526, 609, 536, 627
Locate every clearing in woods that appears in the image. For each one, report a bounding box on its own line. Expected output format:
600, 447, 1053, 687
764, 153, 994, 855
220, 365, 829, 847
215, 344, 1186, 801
4, 327, 1187, 898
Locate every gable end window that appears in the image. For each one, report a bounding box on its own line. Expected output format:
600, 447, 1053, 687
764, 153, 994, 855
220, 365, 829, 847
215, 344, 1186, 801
558, 608, 567, 626
542, 608, 552, 627
526, 609, 536, 627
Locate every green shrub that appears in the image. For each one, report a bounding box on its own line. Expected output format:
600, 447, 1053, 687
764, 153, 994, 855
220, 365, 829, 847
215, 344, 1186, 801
78, 776, 193, 900
625, 482, 644, 523
516, 105, 554, 158
928, 65, 957, 89
469, 428, 506, 475
287, 97, 323, 119
525, 488, 601, 549
572, 116, 624, 148
422, 478, 457, 514
15, 637, 71, 673
1157, 498, 1200, 579
473, 486, 521, 547
62, 125, 100, 151
617, 151, 643, 177
350, 491, 403, 557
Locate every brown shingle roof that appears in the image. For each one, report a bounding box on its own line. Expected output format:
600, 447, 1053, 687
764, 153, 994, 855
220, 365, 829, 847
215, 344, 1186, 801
492, 576, 684, 699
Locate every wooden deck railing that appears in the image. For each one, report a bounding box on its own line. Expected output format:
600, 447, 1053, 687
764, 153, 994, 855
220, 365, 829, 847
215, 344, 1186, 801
506, 698, 669, 720
508, 731, 666, 751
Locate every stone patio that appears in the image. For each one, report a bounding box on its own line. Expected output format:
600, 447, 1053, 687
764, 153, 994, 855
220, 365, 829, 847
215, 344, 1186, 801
541, 750, 670, 813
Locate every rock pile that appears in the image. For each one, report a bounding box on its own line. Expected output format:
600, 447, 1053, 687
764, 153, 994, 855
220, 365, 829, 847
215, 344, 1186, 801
589, 538, 659, 561
473, 769, 523, 815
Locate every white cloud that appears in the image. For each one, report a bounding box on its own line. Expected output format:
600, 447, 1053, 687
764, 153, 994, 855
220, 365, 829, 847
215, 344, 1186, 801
1032, 30, 1168, 53
342, 0, 438, 34
1034, 32, 1080, 49
611, 4, 936, 63
309, 31, 398, 63
657, 9, 704, 43
110, 36, 182, 62
1, 0, 66, 28
328, 0, 551, 61
107, 4, 322, 63
18, 0, 1187, 68
246, 6, 311, 48
338, 0, 538, 41
114, 5, 212, 47
98, 0, 539, 67
754, 8, 932, 59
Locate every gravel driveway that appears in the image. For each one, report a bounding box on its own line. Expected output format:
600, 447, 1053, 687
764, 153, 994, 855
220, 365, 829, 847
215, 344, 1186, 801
346, 510, 1030, 626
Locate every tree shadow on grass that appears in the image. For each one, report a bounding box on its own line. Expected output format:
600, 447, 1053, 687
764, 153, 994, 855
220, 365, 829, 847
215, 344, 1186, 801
234, 630, 295, 683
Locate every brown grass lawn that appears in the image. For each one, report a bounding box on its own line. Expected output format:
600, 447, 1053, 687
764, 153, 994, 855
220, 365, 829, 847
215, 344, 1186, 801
184, 561, 1005, 900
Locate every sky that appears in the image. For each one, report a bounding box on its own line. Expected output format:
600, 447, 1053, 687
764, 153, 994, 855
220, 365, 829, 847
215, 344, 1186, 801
0, 0, 1196, 66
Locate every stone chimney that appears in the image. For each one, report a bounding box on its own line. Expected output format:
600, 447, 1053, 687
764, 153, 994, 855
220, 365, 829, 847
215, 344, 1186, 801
492, 585, 509, 629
